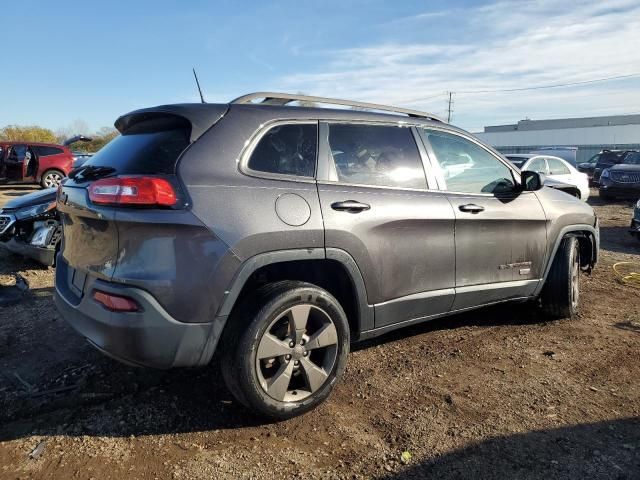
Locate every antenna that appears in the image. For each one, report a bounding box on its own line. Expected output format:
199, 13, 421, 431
192, 68, 205, 103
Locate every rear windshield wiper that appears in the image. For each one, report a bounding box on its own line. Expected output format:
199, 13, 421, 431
69, 165, 116, 181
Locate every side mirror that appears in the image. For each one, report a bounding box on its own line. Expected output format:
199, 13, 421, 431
521, 170, 545, 191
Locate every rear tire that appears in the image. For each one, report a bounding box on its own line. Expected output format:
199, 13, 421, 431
540, 237, 580, 319
40, 169, 64, 189
221, 281, 350, 419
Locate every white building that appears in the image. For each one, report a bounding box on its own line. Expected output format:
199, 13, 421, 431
475, 114, 640, 163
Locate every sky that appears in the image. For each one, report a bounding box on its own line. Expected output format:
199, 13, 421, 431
2, 0, 640, 133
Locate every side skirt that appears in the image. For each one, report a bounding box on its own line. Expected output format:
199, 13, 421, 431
358, 295, 535, 341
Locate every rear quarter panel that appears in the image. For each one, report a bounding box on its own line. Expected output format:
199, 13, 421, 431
177, 107, 324, 262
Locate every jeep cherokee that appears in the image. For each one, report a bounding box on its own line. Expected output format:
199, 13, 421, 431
54, 92, 599, 419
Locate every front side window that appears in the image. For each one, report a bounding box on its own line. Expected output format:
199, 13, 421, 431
8, 145, 27, 162
420, 129, 515, 194
526, 157, 547, 174
327, 124, 426, 189
547, 158, 570, 175
247, 123, 317, 177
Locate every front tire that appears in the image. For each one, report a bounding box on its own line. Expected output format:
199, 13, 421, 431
540, 237, 581, 319
221, 281, 350, 419
40, 169, 65, 189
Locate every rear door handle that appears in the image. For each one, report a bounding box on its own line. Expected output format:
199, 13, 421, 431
458, 203, 485, 213
331, 200, 371, 213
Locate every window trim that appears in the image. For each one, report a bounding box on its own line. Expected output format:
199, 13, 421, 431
238, 119, 319, 183
416, 126, 523, 196
317, 120, 432, 191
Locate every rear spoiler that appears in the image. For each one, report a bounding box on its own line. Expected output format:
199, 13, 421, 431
115, 104, 229, 143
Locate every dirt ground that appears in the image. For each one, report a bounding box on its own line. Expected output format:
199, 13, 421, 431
0, 185, 639, 480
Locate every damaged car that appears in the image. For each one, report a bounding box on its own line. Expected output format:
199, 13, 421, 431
0, 188, 61, 266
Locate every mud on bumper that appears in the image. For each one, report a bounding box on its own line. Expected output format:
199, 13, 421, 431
54, 256, 217, 369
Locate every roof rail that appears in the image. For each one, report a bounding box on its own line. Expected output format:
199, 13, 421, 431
230, 92, 445, 123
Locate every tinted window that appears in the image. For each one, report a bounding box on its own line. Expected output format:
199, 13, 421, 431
623, 152, 640, 165
547, 158, 570, 175
8, 145, 27, 161
81, 128, 189, 174
248, 124, 317, 177
596, 152, 625, 167
33, 146, 64, 157
421, 130, 515, 194
526, 158, 547, 173
327, 124, 426, 189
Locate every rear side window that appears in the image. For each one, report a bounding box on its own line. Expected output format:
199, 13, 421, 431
33, 146, 63, 157
327, 124, 426, 189
247, 123, 317, 177
547, 158, 570, 175
81, 128, 189, 174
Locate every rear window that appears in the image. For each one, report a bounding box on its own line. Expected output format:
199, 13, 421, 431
33, 146, 64, 157
81, 128, 189, 174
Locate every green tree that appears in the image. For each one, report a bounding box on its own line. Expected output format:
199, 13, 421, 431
0, 125, 58, 143
63, 127, 119, 153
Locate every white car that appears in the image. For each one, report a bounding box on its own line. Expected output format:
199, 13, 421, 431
505, 154, 590, 201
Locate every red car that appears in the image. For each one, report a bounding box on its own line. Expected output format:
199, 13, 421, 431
0, 142, 74, 188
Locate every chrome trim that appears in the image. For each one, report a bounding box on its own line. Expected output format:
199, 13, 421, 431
231, 92, 446, 123
238, 119, 319, 183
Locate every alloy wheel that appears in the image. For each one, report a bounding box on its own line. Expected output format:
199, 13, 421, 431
255, 304, 338, 402
44, 172, 63, 188
570, 247, 580, 310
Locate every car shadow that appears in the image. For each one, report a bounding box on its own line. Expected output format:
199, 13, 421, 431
598, 225, 639, 255
0, 300, 548, 442
0, 185, 40, 192
380, 417, 640, 479
353, 301, 541, 352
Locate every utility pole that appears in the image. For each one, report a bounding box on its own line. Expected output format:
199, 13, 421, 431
446, 91, 453, 123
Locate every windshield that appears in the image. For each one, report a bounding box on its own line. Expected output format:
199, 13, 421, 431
623, 152, 640, 165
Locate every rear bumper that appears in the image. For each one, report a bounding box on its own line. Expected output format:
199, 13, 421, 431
54, 256, 215, 368
0, 238, 56, 266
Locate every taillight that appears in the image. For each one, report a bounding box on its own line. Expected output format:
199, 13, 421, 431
88, 176, 177, 206
93, 290, 140, 312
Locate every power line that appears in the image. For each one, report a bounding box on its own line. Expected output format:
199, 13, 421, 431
456, 72, 640, 95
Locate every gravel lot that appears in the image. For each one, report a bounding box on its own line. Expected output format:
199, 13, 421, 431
0, 185, 639, 480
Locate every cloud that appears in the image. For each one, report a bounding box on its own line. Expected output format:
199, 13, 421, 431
274, 0, 640, 131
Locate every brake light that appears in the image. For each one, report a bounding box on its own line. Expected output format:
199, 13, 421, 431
88, 177, 177, 206
93, 290, 140, 312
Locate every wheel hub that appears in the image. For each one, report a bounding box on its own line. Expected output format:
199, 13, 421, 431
255, 304, 339, 402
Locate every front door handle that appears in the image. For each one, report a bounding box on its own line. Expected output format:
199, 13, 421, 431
331, 200, 371, 213
458, 203, 485, 213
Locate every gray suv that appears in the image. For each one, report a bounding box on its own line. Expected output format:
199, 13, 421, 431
54, 93, 599, 418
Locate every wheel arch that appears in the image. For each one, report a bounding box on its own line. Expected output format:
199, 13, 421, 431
200, 248, 373, 365
534, 224, 599, 296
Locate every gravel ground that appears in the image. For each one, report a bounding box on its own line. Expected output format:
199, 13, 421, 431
0, 185, 639, 480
